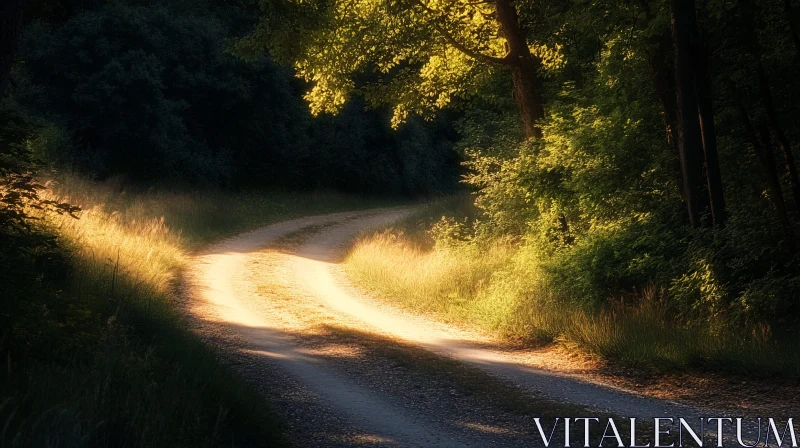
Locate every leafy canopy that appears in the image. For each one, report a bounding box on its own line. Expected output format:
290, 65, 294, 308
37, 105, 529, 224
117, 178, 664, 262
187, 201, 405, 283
238, 0, 563, 126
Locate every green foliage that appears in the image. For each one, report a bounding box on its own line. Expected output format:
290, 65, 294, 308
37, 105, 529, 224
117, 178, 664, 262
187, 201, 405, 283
14, 0, 460, 193
18, 2, 287, 184
240, 0, 495, 125
0, 99, 79, 335
346, 203, 800, 375
306, 100, 459, 194
449, 0, 800, 334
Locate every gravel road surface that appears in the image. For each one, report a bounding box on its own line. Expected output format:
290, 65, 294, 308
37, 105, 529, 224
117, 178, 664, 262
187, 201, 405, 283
185, 208, 782, 447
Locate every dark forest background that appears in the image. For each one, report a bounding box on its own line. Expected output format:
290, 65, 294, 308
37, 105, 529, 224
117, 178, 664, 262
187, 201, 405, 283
3, 0, 460, 194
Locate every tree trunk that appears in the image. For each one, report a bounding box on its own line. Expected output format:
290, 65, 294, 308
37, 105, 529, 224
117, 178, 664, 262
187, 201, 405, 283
759, 124, 797, 253
646, 29, 687, 203
495, 0, 545, 139
692, 17, 727, 227
670, 0, 710, 226
755, 61, 800, 211
647, 31, 680, 153
784, 0, 800, 60
729, 79, 796, 253
510, 57, 545, 139
0, 0, 26, 97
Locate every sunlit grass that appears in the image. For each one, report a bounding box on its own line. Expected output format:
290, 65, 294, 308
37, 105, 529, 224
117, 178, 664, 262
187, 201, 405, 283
42, 174, 394, 323
346, 231, 516, 328
345, 199, 800, 376
4, 174, 390, 446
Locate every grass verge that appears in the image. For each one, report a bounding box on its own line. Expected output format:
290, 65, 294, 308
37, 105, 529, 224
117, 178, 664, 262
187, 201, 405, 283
2, 174, 391, 446
344, 197, 800, 376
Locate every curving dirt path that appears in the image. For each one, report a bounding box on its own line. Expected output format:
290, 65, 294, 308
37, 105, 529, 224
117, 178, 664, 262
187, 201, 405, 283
288, 214, 694, 419
184, 208, 777, 447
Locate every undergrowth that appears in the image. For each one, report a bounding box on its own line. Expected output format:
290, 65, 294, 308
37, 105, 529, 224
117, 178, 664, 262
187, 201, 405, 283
345, 197, 800, 376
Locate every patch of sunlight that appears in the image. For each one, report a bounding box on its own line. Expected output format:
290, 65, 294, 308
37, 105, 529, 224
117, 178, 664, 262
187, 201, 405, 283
345, 434, 396, 445
297, 344, 365, 358
459, 421, 522, 436
244, 349, 293, 360
39, 186, 185, 300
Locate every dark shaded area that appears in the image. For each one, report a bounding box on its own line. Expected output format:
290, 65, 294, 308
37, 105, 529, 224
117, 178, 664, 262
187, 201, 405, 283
6, 0, 461, 194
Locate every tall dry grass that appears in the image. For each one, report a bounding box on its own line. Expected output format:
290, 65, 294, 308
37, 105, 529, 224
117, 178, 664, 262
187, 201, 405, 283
344, 200, 800, 375
4, 174, 387, 446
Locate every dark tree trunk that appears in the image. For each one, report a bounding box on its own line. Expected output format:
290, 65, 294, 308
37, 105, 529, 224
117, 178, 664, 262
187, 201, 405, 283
646, 29, 687, 203
755, 61, 800, 211
647, 31, 680, 154
693, 18, 727, 227
759, 124, 797, 253
729, 79, 795, 252
784, 0, 800, 59
495, 0, 545, 139
670, 0, 710, 226
510, 58, 545, 139
0, 0, 26, 96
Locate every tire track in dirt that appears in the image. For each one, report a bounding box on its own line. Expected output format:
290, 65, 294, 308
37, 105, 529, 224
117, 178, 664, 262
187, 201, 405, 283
286, 212, 697, 419
186, 210, 487, 447
185, 208, 774, 447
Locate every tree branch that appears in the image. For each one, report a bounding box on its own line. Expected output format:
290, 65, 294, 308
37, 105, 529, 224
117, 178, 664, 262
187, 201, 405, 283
434, 22, 514, 65
410, 0, 515, 66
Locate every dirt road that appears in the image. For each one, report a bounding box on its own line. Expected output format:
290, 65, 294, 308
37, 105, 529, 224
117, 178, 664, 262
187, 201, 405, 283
184, 208, 769, 447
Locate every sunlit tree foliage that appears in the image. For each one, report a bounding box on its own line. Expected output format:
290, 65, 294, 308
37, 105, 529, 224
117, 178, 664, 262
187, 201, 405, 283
239, 0, 568, 137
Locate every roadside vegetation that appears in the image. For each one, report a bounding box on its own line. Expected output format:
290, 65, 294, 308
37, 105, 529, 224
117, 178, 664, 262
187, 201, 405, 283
3, 172, 389, 446
346, 198, 800, 376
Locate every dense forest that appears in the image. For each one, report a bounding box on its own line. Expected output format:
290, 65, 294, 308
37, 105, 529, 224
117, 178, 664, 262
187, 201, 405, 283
2, 0, 459, 192
259, 0, 800, 331
3, 0, 800, 444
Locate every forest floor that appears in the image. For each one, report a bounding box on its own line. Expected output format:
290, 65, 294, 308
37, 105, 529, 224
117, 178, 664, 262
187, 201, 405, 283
184, 208, 797, 447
